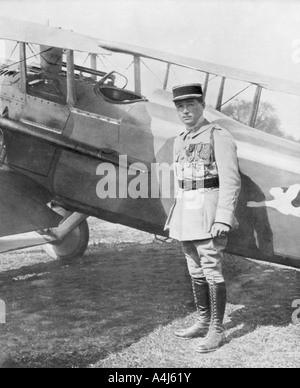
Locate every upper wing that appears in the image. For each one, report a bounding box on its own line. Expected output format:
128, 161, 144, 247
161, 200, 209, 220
0, 169, 62, 238
1, 16, 299, 95
0, 17, 109, 55
97, 40, 300, 97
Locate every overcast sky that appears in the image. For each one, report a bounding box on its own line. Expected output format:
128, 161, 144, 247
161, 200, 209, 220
0, 0, 300, 138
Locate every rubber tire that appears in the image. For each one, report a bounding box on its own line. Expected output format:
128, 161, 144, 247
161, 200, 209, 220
42, 206, 89, 260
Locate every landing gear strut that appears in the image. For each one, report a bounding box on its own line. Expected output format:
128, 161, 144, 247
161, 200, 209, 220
42, 205, 89, 260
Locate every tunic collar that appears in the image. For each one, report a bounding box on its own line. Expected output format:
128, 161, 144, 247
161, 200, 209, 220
183, 116, 211, 140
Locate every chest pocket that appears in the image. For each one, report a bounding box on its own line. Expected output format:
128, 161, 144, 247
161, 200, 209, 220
175, 126, 217, 164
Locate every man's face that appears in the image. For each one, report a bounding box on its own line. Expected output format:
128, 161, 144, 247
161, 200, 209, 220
175, 98, 204, 127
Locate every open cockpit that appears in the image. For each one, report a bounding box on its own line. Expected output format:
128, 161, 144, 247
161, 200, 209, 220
1, 42, 148, 110
23, 45, 147, 106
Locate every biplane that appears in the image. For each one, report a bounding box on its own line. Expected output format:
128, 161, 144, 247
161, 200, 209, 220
0, 17, 300, 267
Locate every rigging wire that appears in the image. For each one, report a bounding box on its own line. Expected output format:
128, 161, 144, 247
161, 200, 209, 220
26, 43, 58, 67
171, 65, 180, 84
27, 44, 39, 63
0, 46, 53, 86
97, 52, 125, 73
140, 58, 164, 86
97, 54, 109, 71
123, 60, 134, 74
7, 42, 19, 62
207, 74, 219, 83
0, 44, 255, 109
218, 84, 253, 109
0, 47, 53, 71
82, 53, 90, 66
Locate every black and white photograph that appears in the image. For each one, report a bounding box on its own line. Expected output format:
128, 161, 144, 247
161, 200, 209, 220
0, 0, 299, 370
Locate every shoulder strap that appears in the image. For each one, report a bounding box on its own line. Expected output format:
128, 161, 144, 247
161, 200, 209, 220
210, 125, 222, 163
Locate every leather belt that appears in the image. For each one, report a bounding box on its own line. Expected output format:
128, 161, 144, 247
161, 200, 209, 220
178, 177, 219, 191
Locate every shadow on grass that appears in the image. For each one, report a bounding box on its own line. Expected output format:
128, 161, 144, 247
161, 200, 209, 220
223, 254, 300, 342
0, 244, 299, 368
0, 242, 193, 368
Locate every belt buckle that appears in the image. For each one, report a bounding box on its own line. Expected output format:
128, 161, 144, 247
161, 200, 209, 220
182, 180, 190, 191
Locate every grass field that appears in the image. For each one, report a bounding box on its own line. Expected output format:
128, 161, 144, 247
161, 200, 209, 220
93, 253, 300, 368
0, 219, 299, 368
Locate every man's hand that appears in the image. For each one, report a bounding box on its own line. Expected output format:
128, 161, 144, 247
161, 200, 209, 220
211, 223, 231, 239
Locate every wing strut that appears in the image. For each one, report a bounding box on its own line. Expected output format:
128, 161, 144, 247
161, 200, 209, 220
216, 77, 226, 111
248, 85, 263, 128
66, 49, 77, 106
19, 42, 27, 94
163, 63, 171, 90
133, 55, 142, 95
203, 73, 210, 98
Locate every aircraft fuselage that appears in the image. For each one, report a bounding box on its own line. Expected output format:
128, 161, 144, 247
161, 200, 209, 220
1, 62, 300, 267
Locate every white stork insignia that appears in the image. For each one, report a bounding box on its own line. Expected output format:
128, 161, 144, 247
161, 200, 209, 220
247, 184, 300, 217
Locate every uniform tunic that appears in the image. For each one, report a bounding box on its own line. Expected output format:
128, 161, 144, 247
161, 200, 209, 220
165, 122, 241, 241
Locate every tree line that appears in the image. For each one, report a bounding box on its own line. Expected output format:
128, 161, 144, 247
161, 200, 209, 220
222, 99, 299, 143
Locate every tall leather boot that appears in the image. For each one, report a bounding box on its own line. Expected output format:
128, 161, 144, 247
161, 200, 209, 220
196, 282, 226, 353
174, 278, 210, 339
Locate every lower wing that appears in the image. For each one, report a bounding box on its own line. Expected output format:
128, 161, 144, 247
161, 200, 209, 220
0, 169, 62, 238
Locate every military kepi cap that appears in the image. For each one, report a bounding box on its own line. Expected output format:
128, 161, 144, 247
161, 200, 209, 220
172, 83, 203, 102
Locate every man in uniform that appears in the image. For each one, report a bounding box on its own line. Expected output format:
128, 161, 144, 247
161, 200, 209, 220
165, 83, 241, 353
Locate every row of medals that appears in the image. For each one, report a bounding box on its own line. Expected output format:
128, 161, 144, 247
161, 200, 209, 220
177, 144, 207, 180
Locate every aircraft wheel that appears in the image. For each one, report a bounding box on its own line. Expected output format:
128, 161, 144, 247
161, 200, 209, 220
42, 205, 89, 260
